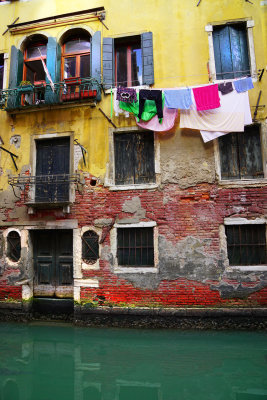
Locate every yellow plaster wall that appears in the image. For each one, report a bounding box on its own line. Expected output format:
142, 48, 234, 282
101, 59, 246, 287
0, 0, 266, 189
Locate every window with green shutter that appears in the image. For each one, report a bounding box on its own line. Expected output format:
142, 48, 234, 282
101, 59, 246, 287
213, 23, 250, 80
103, 32, 154, 89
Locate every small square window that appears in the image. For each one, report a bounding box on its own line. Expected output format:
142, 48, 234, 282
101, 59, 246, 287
117, 227, 154, 266
219, 125, 264, 180
225, 224, 267, 266
114, 131, 155, 185
213, 23, 250, 80
115, 36, 142, 87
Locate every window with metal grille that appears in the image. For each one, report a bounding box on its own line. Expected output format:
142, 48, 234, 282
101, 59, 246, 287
7, 231, 21, 262
114, 132, 155, 185
219, 125, 264, 180
225, 224, 267, 266
82, 230, 99, 264
117, 227, 154, 266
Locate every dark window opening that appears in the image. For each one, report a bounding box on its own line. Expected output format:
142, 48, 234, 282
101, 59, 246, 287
114, 131, 155, 185
0, 53, 4, 90
219, 125, 264, 180
115, 36, 142, 87
7, 231, 21, 262
213, 23, 250, 80
225, 224, 266, 266
82, 230, 99, 264
62, 32, 91, 80
117, 227, 154, 266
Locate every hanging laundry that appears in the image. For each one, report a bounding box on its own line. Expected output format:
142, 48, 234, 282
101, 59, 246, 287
164, 88, 192, 110
233, 77, 254, 93
192, 84, 220, 111
218, 82, 233, 95
200, 91, 252, 142
180, 90, 247, 132
136, 107, 178, 132
138, 89, 163, 121
116, 87, 137, 103
119, 92, 165, 122
113, 88, 130, 117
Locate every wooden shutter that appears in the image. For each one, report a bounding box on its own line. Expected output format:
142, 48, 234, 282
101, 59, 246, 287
114, 132, 155, 185
141, 32, 154, 85
7, 46, 23, 109
134, 132, 155, 184
219, 133, 241, 180
114, 133, 134, 185
213, 24, 250, 80
238, 125, 264, 179
45, 37, 57, 104
91, 31, 101, 101
102, 37, 114, 89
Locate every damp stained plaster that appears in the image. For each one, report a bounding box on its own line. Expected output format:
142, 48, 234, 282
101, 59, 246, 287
109, 235, 267, 298
160, 129, 215, 189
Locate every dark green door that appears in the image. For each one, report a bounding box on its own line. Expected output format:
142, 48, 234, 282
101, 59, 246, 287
33, 230, 73, 298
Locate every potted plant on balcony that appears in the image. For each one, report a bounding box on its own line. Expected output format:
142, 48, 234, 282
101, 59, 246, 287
18, 81, 34, 93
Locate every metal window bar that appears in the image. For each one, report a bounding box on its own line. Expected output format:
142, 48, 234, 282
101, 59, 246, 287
0, 77, 101, 111
8, 173, 80, 203
117, 228, 154, 266
82, 231, 99, 264
7, 231, 21, 262
226, 225, 267, 265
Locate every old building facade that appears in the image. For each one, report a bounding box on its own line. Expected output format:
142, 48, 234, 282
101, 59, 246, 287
0, 0, 266, 313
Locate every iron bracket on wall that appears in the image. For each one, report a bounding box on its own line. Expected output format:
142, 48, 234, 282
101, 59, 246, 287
2, 17, 19, 35
98, 108, 117, 129
258, 68, 265, 82
74, 139, 87, 166
0, 146, 18, 170
252, 90, 265, 121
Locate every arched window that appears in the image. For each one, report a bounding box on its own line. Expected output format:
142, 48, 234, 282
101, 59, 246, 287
7, 231, 21, 262
23, 35, 47, 85
82, 230, 99, 264
62, 32, 91, 80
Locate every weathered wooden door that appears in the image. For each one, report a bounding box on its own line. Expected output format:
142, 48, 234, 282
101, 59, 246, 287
33, 230, 73, 298
35, 137, 70, 203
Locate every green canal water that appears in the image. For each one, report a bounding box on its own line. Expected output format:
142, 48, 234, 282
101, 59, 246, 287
0, 323, 267, 400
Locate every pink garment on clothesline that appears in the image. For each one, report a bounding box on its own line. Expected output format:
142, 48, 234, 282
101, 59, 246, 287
136, 107, 178, 132
192, 84, 220, 111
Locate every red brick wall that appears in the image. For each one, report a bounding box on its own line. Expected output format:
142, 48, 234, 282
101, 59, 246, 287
1, 181, 267, 307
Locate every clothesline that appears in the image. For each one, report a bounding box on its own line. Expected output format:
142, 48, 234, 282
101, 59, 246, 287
108, 69, 252, 88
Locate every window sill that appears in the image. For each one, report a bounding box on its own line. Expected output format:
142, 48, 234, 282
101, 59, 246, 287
107, 183, 158, 191
114, 266, 158, 274
228, 265, 267, 272
218, 179, 267, 188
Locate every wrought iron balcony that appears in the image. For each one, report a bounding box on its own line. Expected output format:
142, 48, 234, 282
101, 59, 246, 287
0, 77, 101, 111
8, 173, 81, 206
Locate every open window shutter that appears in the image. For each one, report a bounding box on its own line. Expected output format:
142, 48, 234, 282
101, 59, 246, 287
102, 37, 114, 89
141, 32, 154, 85
45, 37, 57, 104
7, 46, 23, 109
91, 31, 101, 101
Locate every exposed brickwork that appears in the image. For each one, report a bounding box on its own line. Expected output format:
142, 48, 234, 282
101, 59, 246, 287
1, 180, 266, 307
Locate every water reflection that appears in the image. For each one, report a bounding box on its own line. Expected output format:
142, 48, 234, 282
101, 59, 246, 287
0, 323, 266, 400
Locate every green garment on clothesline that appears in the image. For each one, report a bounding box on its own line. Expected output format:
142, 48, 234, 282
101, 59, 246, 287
119, 92, 165, 123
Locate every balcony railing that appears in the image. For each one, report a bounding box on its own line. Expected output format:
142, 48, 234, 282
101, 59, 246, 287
8, 173, 81, 205
0, 77, 101, 111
